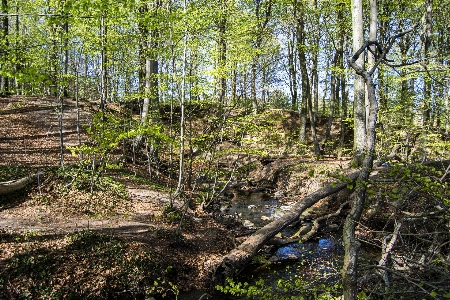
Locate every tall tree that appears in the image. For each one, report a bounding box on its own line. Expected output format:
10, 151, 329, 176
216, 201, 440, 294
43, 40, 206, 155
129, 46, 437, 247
421, 0, 432, 161
351, 0, 366, 166
217, 0, 228, 112
295, 0, 307, 142
1, 0, 9, 94
136, 1, 160, 153
251, 0, 272, 114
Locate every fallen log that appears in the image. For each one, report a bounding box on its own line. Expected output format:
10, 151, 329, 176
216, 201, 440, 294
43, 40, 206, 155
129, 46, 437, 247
0, 173, 39, 196
212, 171, 360, 285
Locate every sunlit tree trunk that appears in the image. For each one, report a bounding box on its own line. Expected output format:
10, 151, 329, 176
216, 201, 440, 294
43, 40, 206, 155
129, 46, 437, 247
343, 53, 378, 300
365, 0, 377, 129
176, 0, 188, 195
137, 2, 160, 157
351, 0, 366, 167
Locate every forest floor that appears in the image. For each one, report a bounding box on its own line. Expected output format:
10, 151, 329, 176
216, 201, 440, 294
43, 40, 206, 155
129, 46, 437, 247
0, 95, 244, 298
0, 95, 352, 299
4, 95, 447, 299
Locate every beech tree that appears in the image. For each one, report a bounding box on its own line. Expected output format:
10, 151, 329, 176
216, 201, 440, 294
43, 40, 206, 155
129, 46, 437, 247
0, 0, 8, 94
351, 0, 365, 167
343, 8, 418, 300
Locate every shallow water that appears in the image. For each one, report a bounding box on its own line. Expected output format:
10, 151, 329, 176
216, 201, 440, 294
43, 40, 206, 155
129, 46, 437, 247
179, 192, 376, 299
222, 191, 290, 229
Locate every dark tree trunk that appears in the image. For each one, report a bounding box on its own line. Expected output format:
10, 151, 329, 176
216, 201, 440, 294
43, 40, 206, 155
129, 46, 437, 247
1, 0, 9, 94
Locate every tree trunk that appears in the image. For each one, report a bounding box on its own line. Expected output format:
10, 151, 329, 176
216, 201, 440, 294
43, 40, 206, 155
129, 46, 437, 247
287, 28, 298, 110
217, 3, 227, 112
1, 0, 9, 95
365, 0, 377, 130
338, 14, 348, 158
0, 174, 39, 196
351, 0, 366, 167
343, 58, 378, 300
100, 12, 107, 113
343, 24, 415, 299
295, 0, 307, 143
136, 2, 160, 154
312, 0, 319, 120
63, 10, 69, 98
176, 0, 188, 195
212, 171, 359, 285
421, 0, 432, 161
323, 51, 339, 145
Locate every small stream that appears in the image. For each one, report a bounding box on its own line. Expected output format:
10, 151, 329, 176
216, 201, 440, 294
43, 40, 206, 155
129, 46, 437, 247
220, 191, 294, 229
180, 191, 376, 300
219, 191, 343, 297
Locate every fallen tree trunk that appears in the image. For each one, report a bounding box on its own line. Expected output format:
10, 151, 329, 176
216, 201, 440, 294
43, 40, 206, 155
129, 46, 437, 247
0, 173, 39, 196
211, 171, 360, 285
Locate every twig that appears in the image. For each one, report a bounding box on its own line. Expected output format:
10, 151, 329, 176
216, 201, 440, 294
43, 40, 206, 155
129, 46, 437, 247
440, 164, 450, 182
378, 222, 402, 289
370, 265, 438, 294
291, 201, 350, 241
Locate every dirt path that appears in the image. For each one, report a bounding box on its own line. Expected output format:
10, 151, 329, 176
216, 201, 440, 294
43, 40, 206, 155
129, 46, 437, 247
0, 179, 172, 235
0, 95, 93, 167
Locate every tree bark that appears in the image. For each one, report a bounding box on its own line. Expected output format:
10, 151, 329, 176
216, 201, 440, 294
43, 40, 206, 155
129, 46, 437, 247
100, 11, 107, 113
343, 58, 377, 300
342, 24, 416, 299
176, 0, 188, 195
217, 1, 227, 112
287, 28, 298, 110
136, 2, 160, 152
212, 171, 359, 285
1, 0, 9, 94
295, 0, 307, 143
323, 51, 339, 145
351, 0, 366, 167
421, 0, 432, 162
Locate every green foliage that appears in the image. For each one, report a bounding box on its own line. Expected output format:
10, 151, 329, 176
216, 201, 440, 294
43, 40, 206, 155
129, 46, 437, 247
380, 163, 450, 207
161, 204, 183, 224
216, 276, 342, 300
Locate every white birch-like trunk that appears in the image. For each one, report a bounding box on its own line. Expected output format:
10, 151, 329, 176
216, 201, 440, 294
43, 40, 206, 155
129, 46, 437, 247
176, 0, 188, 194
351, 0, 366, 166
366, 0, 377, 129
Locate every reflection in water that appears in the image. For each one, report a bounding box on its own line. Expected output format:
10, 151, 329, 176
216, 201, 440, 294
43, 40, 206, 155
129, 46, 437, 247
238, 237, 344, 295
224, 192, 285, 228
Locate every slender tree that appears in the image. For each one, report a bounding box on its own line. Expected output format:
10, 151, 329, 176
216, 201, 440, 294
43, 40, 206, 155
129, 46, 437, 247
351, 0, 366, 166
1, 0, 9, 94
